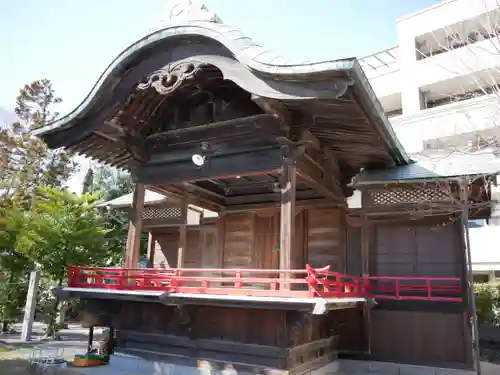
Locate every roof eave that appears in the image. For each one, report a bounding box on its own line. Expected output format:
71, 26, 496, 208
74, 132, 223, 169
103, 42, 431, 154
33, 23, 409, 167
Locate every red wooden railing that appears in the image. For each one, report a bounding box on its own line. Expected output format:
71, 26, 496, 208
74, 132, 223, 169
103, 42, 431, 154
67, 265, 463, 302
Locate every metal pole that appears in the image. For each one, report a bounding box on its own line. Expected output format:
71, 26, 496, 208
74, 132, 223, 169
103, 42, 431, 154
460, 179, 481, 375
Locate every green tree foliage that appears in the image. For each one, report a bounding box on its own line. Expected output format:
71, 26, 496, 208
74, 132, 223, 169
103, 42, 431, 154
0, 79, 77, 333
474, 283, 500, 325
89, 165, 134, 201
14, 187, 117, 336
0, 79, 76, 201
18, 187, 114, 282
0, 202, 33, 332
88, 165, 147, 265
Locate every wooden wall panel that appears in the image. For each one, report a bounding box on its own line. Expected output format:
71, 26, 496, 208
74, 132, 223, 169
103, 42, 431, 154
306, 208, 346, 272
151, 227, 218, 269
373, 221, 462, 277
151, 230, 178, 268
223, 214, 255, 268
200, 226, 218, 268
184, 229, 201, 268
293, 211, 307, 269
370, 310, 472, 367
327, 307, 365, 353
194, 306, 284, 346
346, 223, 362, 276
373, 225, 416, 277
150, 206, 348, 273
253, 213, 279, 270
369, 220, 471, 367
415, 225, 461, 277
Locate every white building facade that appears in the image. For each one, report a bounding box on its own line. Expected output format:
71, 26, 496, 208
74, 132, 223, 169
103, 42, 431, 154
360, 0, 500, 281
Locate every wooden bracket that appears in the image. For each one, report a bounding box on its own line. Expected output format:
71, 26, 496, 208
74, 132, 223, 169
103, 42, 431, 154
119, 129, 150, 163
296, 154, 344, 202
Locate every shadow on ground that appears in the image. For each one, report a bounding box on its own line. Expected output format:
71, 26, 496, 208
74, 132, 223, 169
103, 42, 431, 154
0, 358, 75, 374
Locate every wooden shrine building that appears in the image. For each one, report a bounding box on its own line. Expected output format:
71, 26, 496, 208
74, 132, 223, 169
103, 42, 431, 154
96, 189, 219, 268
34, 3, 491, 374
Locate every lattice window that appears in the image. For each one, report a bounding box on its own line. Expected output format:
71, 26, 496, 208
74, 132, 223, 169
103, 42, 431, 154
367, 187, 452, 206
141, 207, 181, 220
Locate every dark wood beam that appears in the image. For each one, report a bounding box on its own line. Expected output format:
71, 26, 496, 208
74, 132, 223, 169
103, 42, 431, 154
297, 129, 343, 181
132, 148, 283, 184
223, 180, 279, 194
295, 155, 344, 202
225, 189, 319, 206
184, 182, 226, 202
148, 185, 222, 212
93, 130, 118, 142
323, 146, 342, 177
92, 119, 125, 142
223, 198, 335, 213
251, 95, 293, 125
145, 114, 287, 147
147, 136, 280, 164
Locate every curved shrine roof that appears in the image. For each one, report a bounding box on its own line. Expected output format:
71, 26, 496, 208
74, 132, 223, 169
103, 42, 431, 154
34, 1, 409, 175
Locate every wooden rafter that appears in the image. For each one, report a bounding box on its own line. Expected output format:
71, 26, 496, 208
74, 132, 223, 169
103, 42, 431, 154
295, 154, 344, 203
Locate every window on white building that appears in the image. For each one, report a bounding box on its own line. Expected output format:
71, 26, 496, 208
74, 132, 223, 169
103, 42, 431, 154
469, 219, 487, 228
385, 108, 403, 118
473, 274, 489, 283
415, 10, 500, 60
426, 85, 500, 109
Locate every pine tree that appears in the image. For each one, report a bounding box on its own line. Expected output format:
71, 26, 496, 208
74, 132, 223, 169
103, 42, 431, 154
0, 79, 76, 202
0, 79, 76, 332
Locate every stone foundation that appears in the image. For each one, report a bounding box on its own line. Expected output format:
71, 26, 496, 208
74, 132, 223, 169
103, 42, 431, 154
336, 359, 500, 375
70, 355, 500, 375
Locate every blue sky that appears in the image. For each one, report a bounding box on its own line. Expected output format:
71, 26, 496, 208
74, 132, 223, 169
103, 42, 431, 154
0, 0, 441, 191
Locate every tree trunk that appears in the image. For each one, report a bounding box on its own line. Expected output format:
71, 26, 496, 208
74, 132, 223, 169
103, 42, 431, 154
45, 278, 62, 338
56, 302, 68, 329
1, 272, 15, 334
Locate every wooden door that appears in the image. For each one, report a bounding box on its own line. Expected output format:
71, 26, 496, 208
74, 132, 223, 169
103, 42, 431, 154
254, 212, 280, 270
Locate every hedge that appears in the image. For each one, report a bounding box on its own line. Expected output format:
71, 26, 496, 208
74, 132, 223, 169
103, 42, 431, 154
474, 283, 500, 325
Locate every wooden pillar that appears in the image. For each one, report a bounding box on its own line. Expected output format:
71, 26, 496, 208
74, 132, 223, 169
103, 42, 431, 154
280, 162, 297, 283
361, 214, 372, 354
146, 232, 155, 268
217, 212, 227, 268
177, 199, 188, 268
124, 183, 145, 268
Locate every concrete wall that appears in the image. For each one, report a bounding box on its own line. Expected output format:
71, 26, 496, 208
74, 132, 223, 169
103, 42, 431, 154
390, 94, 500, 153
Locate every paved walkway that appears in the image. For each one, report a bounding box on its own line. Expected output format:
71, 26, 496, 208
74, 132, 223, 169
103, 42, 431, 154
0, 322, 103, 360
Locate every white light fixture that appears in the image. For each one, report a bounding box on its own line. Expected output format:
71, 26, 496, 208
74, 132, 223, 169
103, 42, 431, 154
192, 154, 205, 167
